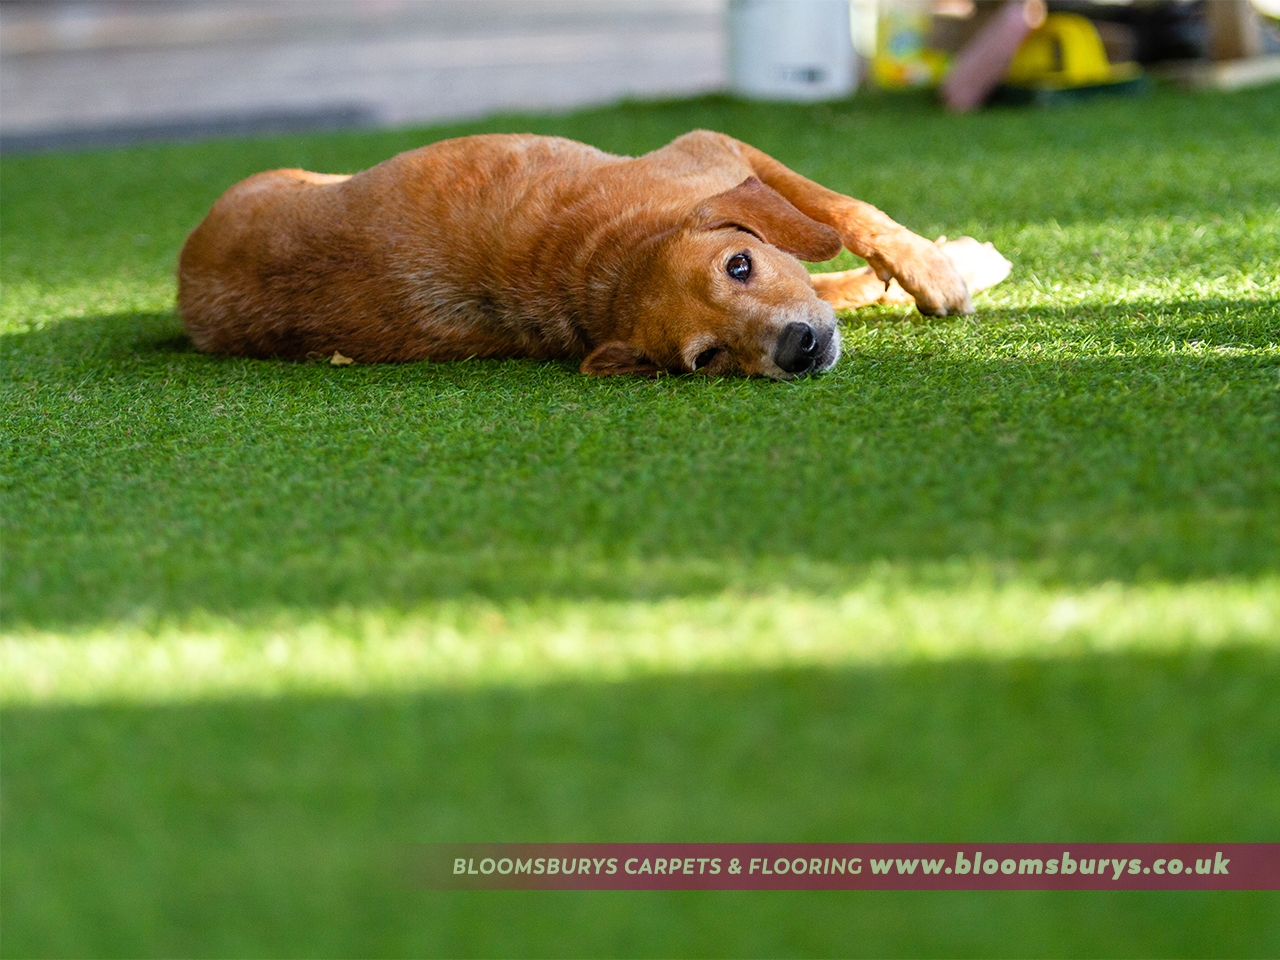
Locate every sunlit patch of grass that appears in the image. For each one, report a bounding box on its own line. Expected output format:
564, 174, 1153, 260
3, 570, 1277, 707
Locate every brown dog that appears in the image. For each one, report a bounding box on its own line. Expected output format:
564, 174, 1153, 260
178, 130, 1010, 379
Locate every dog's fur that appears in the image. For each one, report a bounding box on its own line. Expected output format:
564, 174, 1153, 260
178, 130, 1010, 379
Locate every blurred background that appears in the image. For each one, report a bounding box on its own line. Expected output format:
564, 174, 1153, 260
2, 0, 1278, 152
0, 0, 726, 150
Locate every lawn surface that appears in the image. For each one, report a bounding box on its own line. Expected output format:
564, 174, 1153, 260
2, 86, 1278, 957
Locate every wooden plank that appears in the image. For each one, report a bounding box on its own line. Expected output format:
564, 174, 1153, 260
1154, 54, 1280, 90
1207, 0, 1264, 61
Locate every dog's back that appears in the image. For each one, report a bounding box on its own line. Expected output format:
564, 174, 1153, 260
179, 134, 642, 362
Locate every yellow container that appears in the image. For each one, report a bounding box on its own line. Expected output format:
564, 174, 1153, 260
1006, 12, 1140, 88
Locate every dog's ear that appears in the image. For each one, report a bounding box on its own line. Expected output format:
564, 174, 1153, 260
580, 340, 663, 377
693, 177, 842, 262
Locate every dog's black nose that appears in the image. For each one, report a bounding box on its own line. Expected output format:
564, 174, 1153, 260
774, 322, 820, 374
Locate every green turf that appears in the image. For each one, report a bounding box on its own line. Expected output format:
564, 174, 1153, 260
2, 85, 1279, 957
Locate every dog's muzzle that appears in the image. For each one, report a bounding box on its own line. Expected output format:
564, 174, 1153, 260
774, 321, 840, 376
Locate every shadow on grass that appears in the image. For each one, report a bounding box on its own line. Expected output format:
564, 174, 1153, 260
3, 299, 1278, 629
2, 649, 1278, 958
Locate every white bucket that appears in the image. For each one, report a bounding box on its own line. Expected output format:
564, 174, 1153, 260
728, 0, 858, 101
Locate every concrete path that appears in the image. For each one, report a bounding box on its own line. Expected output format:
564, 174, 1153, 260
1, 0, 727, 151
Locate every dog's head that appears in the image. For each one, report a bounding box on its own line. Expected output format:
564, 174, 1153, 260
581, 177, 844, 379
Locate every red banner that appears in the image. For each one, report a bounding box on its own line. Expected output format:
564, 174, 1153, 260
414, 843, 1278, 890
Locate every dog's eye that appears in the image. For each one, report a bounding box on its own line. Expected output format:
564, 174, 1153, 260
726, 252, 752, 282
694, 346, 722, 370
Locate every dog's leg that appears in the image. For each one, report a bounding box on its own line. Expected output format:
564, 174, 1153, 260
810, 268, 913, 310
724, 137, 988, 317
811, 236, 1012, 310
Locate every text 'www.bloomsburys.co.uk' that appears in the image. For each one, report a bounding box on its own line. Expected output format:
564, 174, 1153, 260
413, 843, 1276, 890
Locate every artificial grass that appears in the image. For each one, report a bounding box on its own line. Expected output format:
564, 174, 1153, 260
2, 85, 1279, 957
5, 653, 1278, 958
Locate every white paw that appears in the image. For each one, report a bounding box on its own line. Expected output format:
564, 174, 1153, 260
934, 236, 1012, 295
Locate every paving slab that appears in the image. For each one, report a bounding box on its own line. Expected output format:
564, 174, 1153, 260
1, 0, 727, 151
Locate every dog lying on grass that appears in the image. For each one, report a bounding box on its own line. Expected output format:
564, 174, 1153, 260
179, 130, 1011, 379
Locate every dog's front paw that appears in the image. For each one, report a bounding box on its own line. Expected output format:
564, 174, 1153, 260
934, 236, 1012, 295
870, 232, 973, 317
